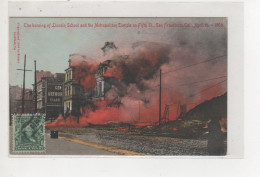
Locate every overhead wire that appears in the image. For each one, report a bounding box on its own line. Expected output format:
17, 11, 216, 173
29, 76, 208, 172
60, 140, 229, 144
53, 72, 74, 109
145, 75, 227, 92
161, 55, 226, 75
162, 75, 227, 90
189, 79, 227, 98
129, 55, 227, 111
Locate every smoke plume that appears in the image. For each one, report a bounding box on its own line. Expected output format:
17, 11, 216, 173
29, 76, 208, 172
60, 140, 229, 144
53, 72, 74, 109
47, 39, 227, 128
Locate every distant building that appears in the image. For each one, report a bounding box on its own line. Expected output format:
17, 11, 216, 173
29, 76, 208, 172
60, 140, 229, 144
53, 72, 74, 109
63, 57, 84, 117
10, 85, 22, 115
36, 73, 65, 121
24, 89, 34, 113
36, 70, 53, 82
9, 85, 34, 115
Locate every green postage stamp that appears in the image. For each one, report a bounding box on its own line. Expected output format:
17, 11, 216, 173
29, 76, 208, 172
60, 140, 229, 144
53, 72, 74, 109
13, 114, 45, 152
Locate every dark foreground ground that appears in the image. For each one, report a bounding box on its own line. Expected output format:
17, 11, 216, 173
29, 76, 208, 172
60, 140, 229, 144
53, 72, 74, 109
10, 127, 227, 156
58, 127, 227, 155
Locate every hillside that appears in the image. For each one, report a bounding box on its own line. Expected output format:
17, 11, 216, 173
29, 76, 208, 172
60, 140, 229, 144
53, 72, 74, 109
183, 93, 227, 121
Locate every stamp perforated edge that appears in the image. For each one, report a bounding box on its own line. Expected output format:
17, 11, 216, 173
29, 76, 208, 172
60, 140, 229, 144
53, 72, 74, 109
11, 113, 46, 154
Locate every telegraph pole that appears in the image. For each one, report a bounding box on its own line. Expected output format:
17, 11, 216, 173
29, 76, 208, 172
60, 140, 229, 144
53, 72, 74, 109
9, 88, 12, 125
22, 55, 26, 113
34, 60, 37, 113
16, 54, 32, 113
159, 69, 162, 125
138, 101, 140, 121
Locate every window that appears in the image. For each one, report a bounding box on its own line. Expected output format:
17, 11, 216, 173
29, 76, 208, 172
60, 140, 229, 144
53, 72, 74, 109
99, 82, 102, 96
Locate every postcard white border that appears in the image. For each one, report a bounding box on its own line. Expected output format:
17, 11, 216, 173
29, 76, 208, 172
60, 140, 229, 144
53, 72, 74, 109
0, 1, 252, 177
8, 1, 244, 158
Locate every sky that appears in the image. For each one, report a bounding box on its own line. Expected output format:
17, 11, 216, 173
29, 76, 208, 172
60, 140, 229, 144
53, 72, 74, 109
9, 17, 227, 90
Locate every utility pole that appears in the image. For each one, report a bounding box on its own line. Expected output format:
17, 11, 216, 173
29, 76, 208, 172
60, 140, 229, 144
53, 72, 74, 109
176, 102, 180, 120
138, 101, 140, 121
16, 54, 32, 113
9, 88, 12, 125
159, 69, 162, 125
34, 60, 37, 113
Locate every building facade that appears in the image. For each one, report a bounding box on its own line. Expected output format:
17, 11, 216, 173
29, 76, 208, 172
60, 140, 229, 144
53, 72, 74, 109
94, 60, 112, 98
63, 59, 84, 117
36, 73, 65, 121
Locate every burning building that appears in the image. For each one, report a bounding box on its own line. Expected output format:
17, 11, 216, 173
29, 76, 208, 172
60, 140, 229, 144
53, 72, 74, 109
47, 39, 227, 129
36, 73, 65, 121
84, 60, 113, 100
84, 42, 119, 100
53, 41, 173, 126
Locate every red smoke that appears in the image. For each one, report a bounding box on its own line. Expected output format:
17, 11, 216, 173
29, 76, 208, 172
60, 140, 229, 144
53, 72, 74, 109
47, 42, 227, 128
102, 67, 123, 80
45, 115, 86, 128
70, 57, 99, 92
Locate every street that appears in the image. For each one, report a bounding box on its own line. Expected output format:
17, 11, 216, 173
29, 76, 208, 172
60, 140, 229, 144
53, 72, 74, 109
44, 132, 117, 155
10, 128, 117, 155
10, 127, 227, 155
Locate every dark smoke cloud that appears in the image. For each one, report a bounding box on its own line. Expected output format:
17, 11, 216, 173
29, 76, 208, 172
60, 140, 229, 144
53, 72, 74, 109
71, 36, 227, 109
103, 42, 171, 91
159, 18, 227, 101
59, 18, 228, 126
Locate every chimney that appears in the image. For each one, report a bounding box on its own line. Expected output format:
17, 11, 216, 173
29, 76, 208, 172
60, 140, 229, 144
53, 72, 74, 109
68, 59, 71, 67
101, 42, 117, 55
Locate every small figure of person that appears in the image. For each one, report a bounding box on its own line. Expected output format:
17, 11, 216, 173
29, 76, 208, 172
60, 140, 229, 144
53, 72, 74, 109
207, 119, 225, 155
65, 107, 70, 118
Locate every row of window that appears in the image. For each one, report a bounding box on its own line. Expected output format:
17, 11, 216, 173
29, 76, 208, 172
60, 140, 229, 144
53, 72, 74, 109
64, 85, 72, 96
49, 97, 61, 102
64, 85, 82, 97
47, 92, 63, 97
65, 69, 73, 81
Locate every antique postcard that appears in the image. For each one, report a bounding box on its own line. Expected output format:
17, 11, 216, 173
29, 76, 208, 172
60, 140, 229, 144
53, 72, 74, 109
0, 1, 249, 177
9, 17, 228, 155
